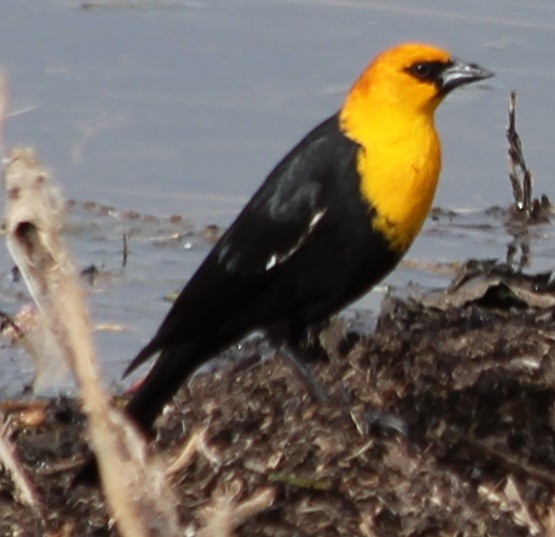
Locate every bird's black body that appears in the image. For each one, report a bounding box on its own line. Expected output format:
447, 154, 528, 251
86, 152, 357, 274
125, 113, 400, 434
75, 44, 493, 486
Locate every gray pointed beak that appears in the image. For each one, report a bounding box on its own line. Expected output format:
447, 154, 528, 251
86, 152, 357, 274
440, 59, 493, 93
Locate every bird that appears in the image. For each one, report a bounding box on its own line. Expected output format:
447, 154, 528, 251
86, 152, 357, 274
121, 43, 492, 436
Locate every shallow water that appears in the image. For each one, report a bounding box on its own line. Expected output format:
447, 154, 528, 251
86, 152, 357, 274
1, 0, 554, 393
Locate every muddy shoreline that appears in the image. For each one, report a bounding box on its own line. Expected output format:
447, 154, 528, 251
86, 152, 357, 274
1, 258, 554, 535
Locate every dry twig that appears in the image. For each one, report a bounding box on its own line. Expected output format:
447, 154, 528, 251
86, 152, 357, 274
3, 148, 180, 537
507, 91, 532, 215
197, 480, 275, 537
506, 91, 550, 222
167, 426, 210, 476
0, 420, 43, 516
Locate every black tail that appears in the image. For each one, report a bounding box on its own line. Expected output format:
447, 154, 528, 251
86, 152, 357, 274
74, 342, 203, 485
124, 342, 199, 435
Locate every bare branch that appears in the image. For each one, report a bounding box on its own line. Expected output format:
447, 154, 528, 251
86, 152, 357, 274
0, 420, 43, 516
3, 148, 180, 537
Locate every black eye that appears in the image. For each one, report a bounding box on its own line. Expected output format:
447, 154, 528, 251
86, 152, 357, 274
410, 62, 432, 79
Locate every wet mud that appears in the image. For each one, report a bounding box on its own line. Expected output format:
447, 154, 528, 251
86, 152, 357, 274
1, 255, 554, 535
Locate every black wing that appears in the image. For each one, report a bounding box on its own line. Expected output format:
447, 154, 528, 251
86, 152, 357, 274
215, 121, 338, 276
126, 113, 396, 375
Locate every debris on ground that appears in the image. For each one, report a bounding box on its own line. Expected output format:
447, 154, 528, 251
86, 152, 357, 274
0, 89, 553, 535
1, 258, 554, 535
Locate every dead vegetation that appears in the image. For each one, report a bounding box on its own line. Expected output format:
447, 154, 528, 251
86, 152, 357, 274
1, 276, 555, 535
0, 91, 553, 535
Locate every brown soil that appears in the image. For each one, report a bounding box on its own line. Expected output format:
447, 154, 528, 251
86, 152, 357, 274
1, 261, 554, 536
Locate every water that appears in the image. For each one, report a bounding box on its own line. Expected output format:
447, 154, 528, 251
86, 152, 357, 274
1, 0, 554, 393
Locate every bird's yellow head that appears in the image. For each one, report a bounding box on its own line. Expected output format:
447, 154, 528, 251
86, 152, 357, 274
342, 42, 492, 129
340, 43, 492, 253
353, 44, 451, 114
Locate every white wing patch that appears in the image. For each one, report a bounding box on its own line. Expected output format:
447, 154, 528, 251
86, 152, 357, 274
264, 208, 327, 271
265, 254, 279, 271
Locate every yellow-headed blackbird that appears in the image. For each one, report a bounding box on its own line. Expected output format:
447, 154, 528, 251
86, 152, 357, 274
124, 43, 492, 434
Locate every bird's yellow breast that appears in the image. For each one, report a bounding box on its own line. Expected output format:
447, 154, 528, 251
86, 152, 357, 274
355, 111, 441, 253
339, 45, 445, 254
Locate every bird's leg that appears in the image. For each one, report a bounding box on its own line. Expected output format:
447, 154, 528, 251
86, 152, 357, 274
272, 327, 408, 436
282, 343, 408, 436
280, 344, 330, 402
362, 409, 409, 437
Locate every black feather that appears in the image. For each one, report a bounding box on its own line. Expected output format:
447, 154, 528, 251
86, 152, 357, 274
124, 113, 401, 434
